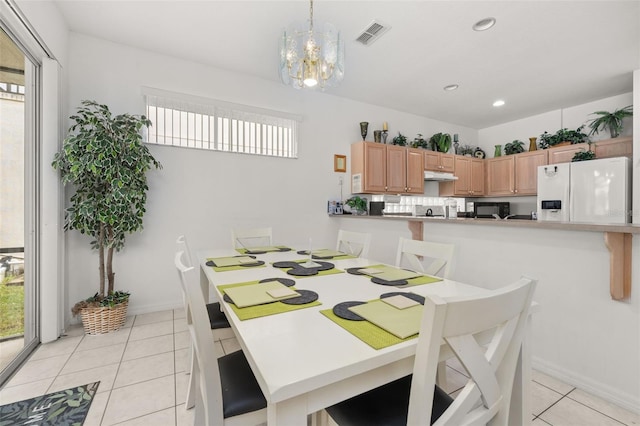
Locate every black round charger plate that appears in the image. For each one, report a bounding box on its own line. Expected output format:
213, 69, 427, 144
259, 277, 295, 287
244, 249, 266, 254
371, 277, 408, 286
333, 301, 366, 321
277, 247, 292, 252
346, 267, 366, 275
279, 290, 318, 305
287, 268, 318, 277
380, 292, 425, 305
223, 294, 233, 304
273, 261, 300, 268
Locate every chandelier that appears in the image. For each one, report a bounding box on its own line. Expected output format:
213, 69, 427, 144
279, 0, 344, 90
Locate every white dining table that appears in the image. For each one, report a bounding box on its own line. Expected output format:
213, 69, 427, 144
198, 248, 533, 425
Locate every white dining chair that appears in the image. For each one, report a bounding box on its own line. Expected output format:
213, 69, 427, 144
230, 227, 273, 250
336, 229, 372, 258
175, 236, 235, 410
175, 250, 267, 426
395, 237, 455, 278
326, 276, 537, 426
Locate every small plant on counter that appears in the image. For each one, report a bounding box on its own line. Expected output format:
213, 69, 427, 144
410, 133, 429, 149
345, 196, 367, 215
504, 140, 525, 155
392, 132, 407, 146
587, 105, 633, 138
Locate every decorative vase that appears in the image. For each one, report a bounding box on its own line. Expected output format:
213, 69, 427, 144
359, 122, 369, 141
529, 137, 537, 151
374, 130, 382, 143
381, 131, 388, 144
494, 145, 502, 157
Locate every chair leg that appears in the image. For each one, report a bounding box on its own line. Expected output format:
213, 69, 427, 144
185, 342, 196, 409
436, 360, 447, 388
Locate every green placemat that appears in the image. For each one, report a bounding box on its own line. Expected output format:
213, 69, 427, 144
321, 307, 418, 350
272, 259, 345, 278
235, 246, 293, 254
300, 249, 358, 260
218, 280, 321, 320
207, 257, 266, 272
359, 264, 442, 287
348, 300, 423, 339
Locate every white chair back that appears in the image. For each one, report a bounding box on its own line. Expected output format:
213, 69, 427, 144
395, 237, 455, 278
175, 250, 225, 425
176, 235, 193, 268
336, 229, 372, 257
408, 276, 537, 426
231, 227, 273, 249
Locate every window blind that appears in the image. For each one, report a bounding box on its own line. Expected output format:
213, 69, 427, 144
143, 87, 300, 159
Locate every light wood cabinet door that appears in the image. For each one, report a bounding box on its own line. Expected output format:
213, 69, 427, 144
514, 150, 548, 195
440, 153, 455, 172
487, 156, 514, 196
351, 142, 386, 193
594, 136, 632, 159
547, 143, 587, 164
386, 145, 407, 193
470, 158, 485, 196
406, 148, 425, 194
424, 151, 455, 173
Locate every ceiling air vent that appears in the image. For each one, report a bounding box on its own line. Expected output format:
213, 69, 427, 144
355, 21, 390, 46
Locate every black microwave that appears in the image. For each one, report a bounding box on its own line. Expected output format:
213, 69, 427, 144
474, 202, 510, 219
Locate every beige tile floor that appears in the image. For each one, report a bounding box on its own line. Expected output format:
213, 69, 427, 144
1, 308, 638, 425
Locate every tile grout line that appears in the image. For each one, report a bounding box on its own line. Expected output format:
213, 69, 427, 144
562, 389, 629, 426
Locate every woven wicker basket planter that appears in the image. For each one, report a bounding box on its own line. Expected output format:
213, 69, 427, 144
80, 301, 128, 335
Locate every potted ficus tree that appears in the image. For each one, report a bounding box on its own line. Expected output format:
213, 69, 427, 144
52, 100, 162, 334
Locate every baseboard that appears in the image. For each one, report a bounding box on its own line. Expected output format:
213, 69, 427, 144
532, 356, 640, 414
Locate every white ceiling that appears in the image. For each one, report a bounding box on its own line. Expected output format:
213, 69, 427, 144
52, 0, 640, 129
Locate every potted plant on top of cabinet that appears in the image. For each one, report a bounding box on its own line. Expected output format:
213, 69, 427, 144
52, 100, 162, 335
586, 105, 633, 138
429, 133, 452, 153
504, 140, 525, 155
538, 126, 589, 149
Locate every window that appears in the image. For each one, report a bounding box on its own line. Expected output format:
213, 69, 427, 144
143, 88, 301, 158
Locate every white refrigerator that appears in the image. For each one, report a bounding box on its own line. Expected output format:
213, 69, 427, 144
570, 156, 631, 224
537, 157, 631, 224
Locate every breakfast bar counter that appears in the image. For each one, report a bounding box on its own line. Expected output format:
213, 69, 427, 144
332, 214, 640, 301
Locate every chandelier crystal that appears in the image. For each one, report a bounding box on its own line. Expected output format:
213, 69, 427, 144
279, 0, 344, 90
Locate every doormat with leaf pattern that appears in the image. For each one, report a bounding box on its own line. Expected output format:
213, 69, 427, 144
0, 381, 99, 426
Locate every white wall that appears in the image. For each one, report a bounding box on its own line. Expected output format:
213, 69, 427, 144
64, 33, 478, 317
335, 216, 640, 413
478, 92, 634, 155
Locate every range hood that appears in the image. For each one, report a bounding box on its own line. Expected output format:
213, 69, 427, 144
424, 171, 458, 181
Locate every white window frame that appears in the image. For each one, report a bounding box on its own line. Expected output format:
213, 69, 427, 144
143, 87, 301, 159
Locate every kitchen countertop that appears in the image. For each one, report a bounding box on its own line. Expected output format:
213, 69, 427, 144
332, 213, 640, 234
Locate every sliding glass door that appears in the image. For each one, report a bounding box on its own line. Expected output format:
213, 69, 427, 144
0, 24, 39, 385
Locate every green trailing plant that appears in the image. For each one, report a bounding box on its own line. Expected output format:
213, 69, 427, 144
410, 133, 429, 149
572, 143, 596, 162
345, 196, 367, 214
539, 126, 589, 149
504, 140, 525, 155
392, 132, 407, 146
52, 100, 162, 313
587, 105, 633, 138
429, 132, 452, 153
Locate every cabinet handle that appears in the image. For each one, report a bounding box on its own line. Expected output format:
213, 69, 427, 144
515, 189, 518, 193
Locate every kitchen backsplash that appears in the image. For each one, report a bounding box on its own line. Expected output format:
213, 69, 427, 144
370, 195, 465, 214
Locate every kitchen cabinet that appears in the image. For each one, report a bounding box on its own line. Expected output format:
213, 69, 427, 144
546, 136, 631, 164
439, 155, 485, 197
350, 142, 424, 194
486, 150, 548, 196
424, 151, 454, 173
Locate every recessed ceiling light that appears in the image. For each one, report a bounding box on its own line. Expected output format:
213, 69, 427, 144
473, 17, 496, 31
443, 84, 459, 91
493, 100, 505, 107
